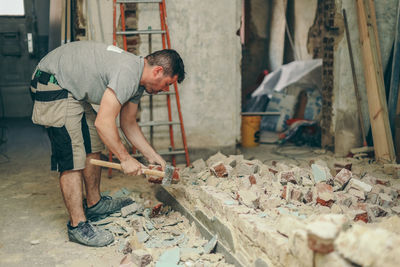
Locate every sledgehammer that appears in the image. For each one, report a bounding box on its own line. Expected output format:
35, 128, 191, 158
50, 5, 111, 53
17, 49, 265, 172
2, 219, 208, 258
89, 159, 174, 185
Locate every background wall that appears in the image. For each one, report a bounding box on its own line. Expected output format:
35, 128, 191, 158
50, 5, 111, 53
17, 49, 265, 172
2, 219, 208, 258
86, 0, 242, 160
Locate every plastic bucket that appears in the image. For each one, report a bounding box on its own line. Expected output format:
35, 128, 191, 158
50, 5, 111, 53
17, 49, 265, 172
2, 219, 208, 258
241, 115, 261, 147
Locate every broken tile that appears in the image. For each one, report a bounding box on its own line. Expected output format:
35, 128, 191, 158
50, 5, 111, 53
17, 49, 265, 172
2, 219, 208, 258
155, 247, 180, 267
312, 164, 332, 183
137, 231, 150, 243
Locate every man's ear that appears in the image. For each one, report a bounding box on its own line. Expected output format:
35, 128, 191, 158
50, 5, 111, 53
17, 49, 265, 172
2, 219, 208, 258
152, 66, 164, 77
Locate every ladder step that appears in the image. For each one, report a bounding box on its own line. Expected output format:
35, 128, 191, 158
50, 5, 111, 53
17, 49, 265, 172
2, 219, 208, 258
138, 121, 180, 127
143, 91, 176, 96
116, 30, 165, 35
117, 0, 162, 3
132, 149, 186, 158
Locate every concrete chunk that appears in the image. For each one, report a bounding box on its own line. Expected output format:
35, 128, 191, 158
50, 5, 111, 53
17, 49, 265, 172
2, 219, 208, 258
131, 249, 153, 267
121, 203, 142, 217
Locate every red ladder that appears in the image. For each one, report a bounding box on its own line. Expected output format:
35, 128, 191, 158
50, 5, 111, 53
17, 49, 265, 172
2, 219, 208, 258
109, 0, 190, 177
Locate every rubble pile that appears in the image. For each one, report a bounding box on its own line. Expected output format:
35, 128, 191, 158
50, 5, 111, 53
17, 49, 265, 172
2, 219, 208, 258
97, 189, 232, 267
174, 152, 400, 266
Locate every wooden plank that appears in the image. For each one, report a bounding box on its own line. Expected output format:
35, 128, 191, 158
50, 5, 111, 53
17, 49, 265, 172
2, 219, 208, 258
356, 0, 396, 162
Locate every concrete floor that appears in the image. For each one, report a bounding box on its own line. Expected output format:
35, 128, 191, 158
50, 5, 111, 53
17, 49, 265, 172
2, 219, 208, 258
0, 118, 343, 266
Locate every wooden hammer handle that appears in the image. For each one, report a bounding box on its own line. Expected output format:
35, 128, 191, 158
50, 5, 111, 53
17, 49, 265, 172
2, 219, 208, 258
90, 159, 165, 177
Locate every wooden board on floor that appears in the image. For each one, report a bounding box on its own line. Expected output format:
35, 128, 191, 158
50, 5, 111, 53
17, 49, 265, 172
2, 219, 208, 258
356, 0, 396, 163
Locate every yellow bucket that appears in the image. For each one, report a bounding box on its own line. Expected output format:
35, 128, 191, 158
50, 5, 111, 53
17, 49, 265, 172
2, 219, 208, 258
241, 115, 261, 147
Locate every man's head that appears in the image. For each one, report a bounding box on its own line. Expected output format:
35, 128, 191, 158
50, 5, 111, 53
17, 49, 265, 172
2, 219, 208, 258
142, 49, 185, 94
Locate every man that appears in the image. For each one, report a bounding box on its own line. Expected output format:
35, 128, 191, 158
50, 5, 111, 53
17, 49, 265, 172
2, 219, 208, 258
30, 41, 185, 247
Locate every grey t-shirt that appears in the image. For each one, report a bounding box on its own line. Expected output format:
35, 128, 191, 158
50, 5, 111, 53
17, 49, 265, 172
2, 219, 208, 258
37, 41, 145, 105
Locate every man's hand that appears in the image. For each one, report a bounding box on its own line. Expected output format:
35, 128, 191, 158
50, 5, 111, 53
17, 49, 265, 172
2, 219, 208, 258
147, 154, 166, 170
120, 156, 143, 175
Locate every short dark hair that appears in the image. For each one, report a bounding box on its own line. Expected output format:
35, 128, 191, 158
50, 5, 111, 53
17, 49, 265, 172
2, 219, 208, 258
145, 49, 185, 83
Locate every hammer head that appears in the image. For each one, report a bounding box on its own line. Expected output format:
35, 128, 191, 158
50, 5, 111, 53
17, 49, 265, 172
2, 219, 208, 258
162, 165, 174, 185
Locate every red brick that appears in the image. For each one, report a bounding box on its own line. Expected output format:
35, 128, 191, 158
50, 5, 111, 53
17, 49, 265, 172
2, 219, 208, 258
281, 186, 287, 199
316, 183, 334, 207
248, 175, 257, 185
210, 163, 229, 178
354, 211, 368, 223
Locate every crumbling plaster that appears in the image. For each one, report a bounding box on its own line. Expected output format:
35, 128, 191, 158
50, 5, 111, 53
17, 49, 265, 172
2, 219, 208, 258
333, 0, 397, 156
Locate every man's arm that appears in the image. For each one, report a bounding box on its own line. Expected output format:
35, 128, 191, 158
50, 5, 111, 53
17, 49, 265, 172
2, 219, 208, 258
120, 101, 166, 169
95, 88, 143, 175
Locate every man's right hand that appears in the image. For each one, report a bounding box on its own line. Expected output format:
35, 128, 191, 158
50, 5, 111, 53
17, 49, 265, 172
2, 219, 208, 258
120, 156, 142, 175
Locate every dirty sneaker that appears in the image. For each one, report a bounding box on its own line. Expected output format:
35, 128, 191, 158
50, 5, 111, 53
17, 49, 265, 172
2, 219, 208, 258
84, 195, 134, 221
67, 221, 114, 247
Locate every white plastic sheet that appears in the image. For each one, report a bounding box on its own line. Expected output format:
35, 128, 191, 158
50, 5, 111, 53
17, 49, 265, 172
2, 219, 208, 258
251, 59, 322, 97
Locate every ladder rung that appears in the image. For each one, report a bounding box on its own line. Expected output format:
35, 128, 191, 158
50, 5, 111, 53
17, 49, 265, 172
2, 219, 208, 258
116, 30, 165, 35
132, 149, 186, 158
143, 91, 176, 96
139, 121, 180, 127
117, 0, 162, 3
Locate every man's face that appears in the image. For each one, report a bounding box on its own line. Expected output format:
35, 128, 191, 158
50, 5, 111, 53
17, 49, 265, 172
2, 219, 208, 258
145, 66, 178, 94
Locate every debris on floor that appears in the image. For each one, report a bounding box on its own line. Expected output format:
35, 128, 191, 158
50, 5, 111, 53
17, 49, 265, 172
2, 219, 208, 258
170, 152, 400, 266
95, 189, 232, 267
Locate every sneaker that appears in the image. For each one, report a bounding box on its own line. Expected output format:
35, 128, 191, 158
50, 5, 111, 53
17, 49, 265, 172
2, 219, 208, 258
84, 195, 134, 221
67, 221, 114, 247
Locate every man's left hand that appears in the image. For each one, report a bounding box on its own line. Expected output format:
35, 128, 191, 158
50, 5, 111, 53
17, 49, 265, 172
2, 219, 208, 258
147, 154, 166, 170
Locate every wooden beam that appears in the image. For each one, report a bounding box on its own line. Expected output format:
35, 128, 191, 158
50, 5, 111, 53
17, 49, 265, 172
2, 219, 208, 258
356, 0, 396, 163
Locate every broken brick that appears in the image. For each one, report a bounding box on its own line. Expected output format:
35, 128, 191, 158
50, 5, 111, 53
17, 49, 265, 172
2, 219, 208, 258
291, 188, 303, 202
347, 188, 365, 200
304, 189, 314, 203
151, 203, 163, 217
378, 193, 393, 208
281, 186, 287, 200
210, 162, 231, 178
316, 183, 334, 207
334, 168, 352, 188
279, 171, 297, 185
345, 178, 372, 194
354, 211, 368, 223
248, 175, 257, 185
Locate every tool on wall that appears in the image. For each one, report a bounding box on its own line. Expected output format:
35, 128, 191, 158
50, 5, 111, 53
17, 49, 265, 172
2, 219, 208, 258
109, 0, 190, 177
